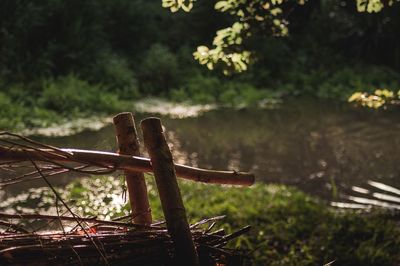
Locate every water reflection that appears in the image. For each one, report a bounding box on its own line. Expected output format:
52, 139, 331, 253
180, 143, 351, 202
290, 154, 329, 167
22, 97, 400, 200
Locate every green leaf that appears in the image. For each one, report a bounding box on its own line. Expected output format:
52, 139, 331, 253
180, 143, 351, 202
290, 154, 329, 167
215, 1, 228, 11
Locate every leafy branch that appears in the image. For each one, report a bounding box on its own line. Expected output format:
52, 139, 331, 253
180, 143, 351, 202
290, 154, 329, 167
162, 0, 400, 74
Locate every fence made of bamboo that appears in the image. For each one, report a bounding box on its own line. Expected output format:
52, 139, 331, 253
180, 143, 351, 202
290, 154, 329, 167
0, 113, 255, 265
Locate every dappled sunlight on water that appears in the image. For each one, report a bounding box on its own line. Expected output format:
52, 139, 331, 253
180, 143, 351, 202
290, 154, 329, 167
134, 98, 215, 119
19, 98, 215, 137
21, 117, 113, 137
6, 97, 400, 200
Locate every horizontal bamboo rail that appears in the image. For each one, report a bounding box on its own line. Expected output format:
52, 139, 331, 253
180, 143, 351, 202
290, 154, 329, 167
0, 147, 255, 186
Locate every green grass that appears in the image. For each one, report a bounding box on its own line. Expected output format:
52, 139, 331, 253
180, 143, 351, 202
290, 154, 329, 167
0, 75, 130, 131
1, 60, 399, 132
2, 175, 400, 265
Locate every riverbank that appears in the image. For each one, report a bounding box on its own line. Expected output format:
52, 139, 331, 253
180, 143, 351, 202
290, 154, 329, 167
16, 99, 215, 137
2, 68, 399, 134
2, 176, 399, 265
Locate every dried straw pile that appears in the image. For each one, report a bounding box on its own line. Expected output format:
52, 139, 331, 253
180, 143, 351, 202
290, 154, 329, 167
0, 217, 249, 265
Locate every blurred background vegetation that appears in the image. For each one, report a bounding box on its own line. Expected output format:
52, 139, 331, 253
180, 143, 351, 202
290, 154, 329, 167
1, 0, 400, 130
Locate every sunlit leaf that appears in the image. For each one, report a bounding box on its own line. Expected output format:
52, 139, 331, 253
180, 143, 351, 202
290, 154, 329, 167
367, 0, 384, 12
271, 0, 283, 5
375, 89, 394, 98
162, 0, 194, 12
181, 2, 193, 12
357, 0, 368, 12
197, 45, 209, 55
270, 8, 282, 16
215, 1, 228, 11
236, 9, 245, 17
348, 92, 364, 102
255, 15, 264, 21
262, 2, 270, 9
273, 19, 281, 26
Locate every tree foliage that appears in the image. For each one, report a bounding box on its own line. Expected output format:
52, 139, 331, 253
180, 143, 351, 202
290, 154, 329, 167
163, 0, 400, 74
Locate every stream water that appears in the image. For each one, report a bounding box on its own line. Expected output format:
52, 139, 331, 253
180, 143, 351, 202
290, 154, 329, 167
4, 97, 400, 201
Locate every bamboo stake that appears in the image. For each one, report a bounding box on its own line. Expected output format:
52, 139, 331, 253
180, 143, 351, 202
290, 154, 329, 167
141, 117, 199, 266
0, 147, 255, 186
113, 113, 152, 225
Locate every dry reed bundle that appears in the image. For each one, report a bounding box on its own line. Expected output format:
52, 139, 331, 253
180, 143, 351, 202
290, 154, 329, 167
0, 215, 250, 266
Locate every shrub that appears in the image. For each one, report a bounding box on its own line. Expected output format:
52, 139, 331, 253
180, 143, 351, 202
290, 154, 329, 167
171, 74, 222, 103
0, 92, 25, 130
316, 66, 400, 100
138, 44, 180, 95
171, 75, 276, 107
219, 82, 270, 106
89, 53, 140, 99
39, 75, 120, 115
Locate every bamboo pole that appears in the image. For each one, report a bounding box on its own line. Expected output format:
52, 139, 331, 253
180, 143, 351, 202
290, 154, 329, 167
141, 117, 199, 266
113, 112, 152, 225
0, 147, 255, 186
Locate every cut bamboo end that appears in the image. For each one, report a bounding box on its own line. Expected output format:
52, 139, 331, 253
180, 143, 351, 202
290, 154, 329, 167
113, 112, 141, 155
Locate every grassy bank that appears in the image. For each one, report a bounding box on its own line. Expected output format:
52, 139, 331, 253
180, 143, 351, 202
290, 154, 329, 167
2, 176, 400, 265
2, 63, 400, 132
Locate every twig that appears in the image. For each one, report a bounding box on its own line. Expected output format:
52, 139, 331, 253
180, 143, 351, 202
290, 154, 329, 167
190, 215, 226, 229
0, 213, 161, 229
0, 220, 29, 234
56, 196, 83, 266
27, 157, 110, 265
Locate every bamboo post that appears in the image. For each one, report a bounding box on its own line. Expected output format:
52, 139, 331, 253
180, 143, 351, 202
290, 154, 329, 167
113, 112, 152, 225
141, 117, 199, 266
